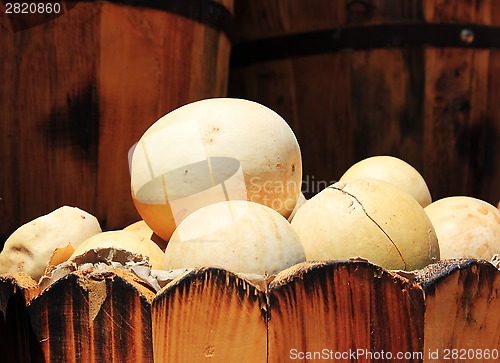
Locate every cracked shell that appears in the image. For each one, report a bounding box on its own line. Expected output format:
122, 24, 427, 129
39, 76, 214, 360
291, 178, 440, 271
70, 230, 165, 270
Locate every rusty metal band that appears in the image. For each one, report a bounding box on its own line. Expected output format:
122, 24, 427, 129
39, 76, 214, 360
231, 23, 500, 67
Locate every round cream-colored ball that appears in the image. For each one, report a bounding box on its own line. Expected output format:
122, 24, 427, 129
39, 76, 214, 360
424, 196, 500, 260
71, 230, 165, 270
123, 220, 155, 240
130, 98, 302, 241
0, 206, 101, 280
291, 178, 439, 271
339, 155, 432, 207
123, 220, 167, 251
164, 200, 306, 276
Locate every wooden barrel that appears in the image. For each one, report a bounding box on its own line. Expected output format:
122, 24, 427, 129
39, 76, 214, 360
229, 0, 500, 206
0, 0, 233, 239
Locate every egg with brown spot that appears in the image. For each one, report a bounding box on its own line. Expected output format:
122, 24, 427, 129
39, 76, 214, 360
130, 98, 302, 241
425, 196, 500, 260
0, 206, 102, 281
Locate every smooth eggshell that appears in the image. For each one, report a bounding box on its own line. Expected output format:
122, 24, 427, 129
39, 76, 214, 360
123, 220, 167, 251
130, 98, 302, 241
164, 200, 306, 276
339, 155, 432, 207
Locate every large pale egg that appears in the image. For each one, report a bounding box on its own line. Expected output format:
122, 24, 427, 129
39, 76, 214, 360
0, 206, 101, 281
425, 196, 500, 260
164, 200, 306, 276
130, 98, 302, 241
339, 155, 432, 207
291, 179, 439, 271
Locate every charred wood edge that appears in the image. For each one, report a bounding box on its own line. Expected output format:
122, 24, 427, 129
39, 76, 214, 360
413, 258, 498, 294
73, 0, 234, 40
0, 273, 40, 305
230, 23, 500, 67
267, 260, 423, 317
0, 273, 42, 362
268, 259, 499, 291
153, 266, 269, 322
3, 259, 497, 326
23, 270, 155, 362
268, 259, 415, 290
1, 260, 498, 359
29, 268, 157, 304
3, 259, 497, 305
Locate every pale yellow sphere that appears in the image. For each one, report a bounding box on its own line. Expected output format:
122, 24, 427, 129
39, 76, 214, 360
291, 179, 439, 271
123, 220, 154, 240
424, 196, 500, 260
123, 220, 167, 251
130, 98, 302, 241
164, 200, 306, 276
71, 230, 165, 270
339, 155, 432, 207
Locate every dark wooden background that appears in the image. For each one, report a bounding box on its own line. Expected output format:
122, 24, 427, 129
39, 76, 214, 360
229, 0, 500, 204
0, 0, 233, 242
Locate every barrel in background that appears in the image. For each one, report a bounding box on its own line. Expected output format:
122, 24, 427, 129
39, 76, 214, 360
229, 0, 500, 206
0, 0, 233, 239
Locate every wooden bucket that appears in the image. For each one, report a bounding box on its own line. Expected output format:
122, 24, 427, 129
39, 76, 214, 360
0, 0, 233, 239
2, 259, 500, 361
229, 0, 500, 205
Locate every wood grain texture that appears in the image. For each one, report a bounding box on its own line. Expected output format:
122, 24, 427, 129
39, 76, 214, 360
422, 0, 500, 204
152, 267, 268, 363
267, 261, 425, 363
423, 48, 491, 199
484, 51, 500, 204
96, 3, 232, 230
0, 3, 101, 240
3, 259, 500, 361
233, 0, 500, 43
416, 260, 500, 362
422, 0, 495, 25
233, 0, 424, 42
0, 273, 40, 363
27, 269, 155, 363
0, 13, 18, 236
0, 1, 233, 238
229, 0, 500, 205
